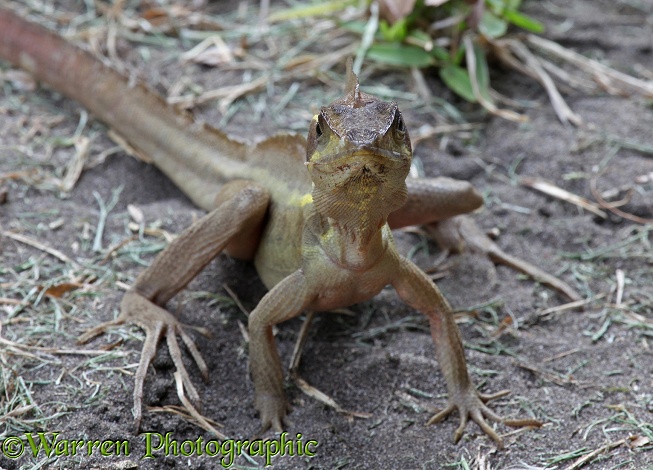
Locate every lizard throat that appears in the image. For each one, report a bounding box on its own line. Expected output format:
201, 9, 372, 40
320, 217, 388, 271
312, 177, 407, 247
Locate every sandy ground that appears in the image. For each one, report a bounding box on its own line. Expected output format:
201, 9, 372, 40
1, 1, 652, 469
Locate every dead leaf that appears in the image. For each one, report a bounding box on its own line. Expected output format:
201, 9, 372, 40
140, 7, 172, 27
629, 435, 651, 448
39, 283, 82, 298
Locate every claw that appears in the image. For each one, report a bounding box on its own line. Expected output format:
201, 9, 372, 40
478, 389, 511, 402
77, 317, 125, 344
426, 403, 456, 425
255, 392, 290, 434
178, 326, 209, 382
427, 387, 542, 448
453, 409, 469, 444
468, 407, 502, 447
165, 324, 201, 406
77, 290, 208, 432
132, 319, 163, 432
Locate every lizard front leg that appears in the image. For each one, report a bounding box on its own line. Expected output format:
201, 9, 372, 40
79, 180, 270, 430
247, 270, 311, 432
392, 255, 541, 448
388, 177, 581, 302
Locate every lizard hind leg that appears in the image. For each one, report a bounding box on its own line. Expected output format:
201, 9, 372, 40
427, 215, 582, 302
78, 179, 271, 431
390, 177, 581, 302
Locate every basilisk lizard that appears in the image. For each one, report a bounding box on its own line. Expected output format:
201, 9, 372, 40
0, 8, 581, 447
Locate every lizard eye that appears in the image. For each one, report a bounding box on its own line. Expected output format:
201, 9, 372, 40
394, 112, 406, 137
396, 114, 405, 132
306, 115, 326, 162
315, 113, 328, 141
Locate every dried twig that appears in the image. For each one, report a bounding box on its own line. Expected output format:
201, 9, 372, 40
2, 230, 80, 267
60, 135, 90, 192
500, 39, 583, 126
526, 34, 653, 97
590, 170, 653, 224
167, 75, 268, 112
288, 311, 371, 419
563, 437, 629, 470
0, 335, 130, 357
519, 176, 607, 218
464, 35, 526, 122
173, 371, 228, 439
615, 269, 625, 306
534, 294, 605, 319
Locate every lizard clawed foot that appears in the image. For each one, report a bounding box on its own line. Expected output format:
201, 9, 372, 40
428, 215, 582, 303
254, 392, 290, 434
427, 387, 542, 448
78, 290, 210, 431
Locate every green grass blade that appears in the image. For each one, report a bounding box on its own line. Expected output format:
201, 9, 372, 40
268, 0, 358, 22
479, 11, 508, 38
503, 9, 545, 33
367, 42, 435, 67
439, 64, 476, 102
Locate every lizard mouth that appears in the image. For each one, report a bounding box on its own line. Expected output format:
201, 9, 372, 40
307, 148, 410, 174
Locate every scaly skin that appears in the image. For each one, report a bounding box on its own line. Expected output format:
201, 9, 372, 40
0, 8, 581, 447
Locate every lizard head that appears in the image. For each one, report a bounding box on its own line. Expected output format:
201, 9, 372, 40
305, 62, 412, 241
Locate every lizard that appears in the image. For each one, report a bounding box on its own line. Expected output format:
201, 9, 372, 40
0, 8, 581, 447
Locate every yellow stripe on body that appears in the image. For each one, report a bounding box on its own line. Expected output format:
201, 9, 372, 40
288, 191, 313, 207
